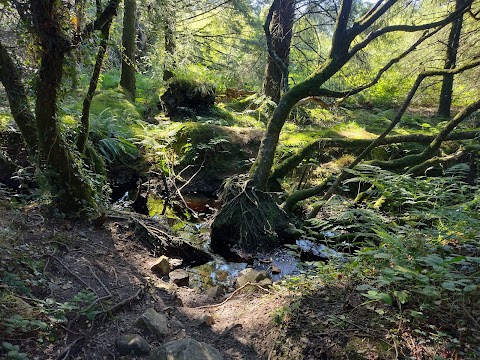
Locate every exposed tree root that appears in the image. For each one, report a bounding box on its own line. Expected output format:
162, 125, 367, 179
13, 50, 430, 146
211, 176, 292, 253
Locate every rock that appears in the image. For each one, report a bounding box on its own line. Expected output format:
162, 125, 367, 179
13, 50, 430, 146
169, 269, 189, 287
235, 268, 270, 289
172, 294, 184, 307
136, 308, 169, 338
205, 285, 223, 299
169, 258, 183, 270
196, 313, 215, 326
160, 78, 216, 117
115, 334, 150, 356
148, 338, 224, 360
271, 265, 281, 274
169, 318, 185, 330
257, 278, 273, 288
151, 256, 171, 276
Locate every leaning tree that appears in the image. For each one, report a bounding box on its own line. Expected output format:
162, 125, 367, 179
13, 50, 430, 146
0, 0, 121, 214
211, 0, 477, 253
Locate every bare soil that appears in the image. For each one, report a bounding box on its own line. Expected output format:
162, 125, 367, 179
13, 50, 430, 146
0, 202, 285, 360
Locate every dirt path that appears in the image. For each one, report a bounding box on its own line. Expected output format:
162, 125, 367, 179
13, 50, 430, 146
0, 204, 284, 359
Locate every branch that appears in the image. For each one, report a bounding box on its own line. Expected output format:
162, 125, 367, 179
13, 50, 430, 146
271, 131, 480, 184
263, 0, 290, 94
73, 0, 121, 46
407, 148, 465, 176
348, 0, 473, 59
278, 130, 480, 212
319, 28, 441, 99
77, 19, 113, 153
330, 0, 354, 55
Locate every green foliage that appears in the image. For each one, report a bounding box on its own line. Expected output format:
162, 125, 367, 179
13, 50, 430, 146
304, 164, 480, 355
1, 342, 29, 360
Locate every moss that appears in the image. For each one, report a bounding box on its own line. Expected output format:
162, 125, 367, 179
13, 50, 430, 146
90, 90, 142, 120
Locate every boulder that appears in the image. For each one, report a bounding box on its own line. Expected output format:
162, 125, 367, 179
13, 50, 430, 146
148, 338, 224, 360
136, 308, 169, 338
169, 269, 189, 287
115, 334, 150, 356
235, 268, 270, 289
160, 78, 216, 117
151, 255, 171, 276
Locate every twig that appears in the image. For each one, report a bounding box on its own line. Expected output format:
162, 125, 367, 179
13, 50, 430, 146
88, 265, 111, 297
55, 336, 85, 360
194, 282, 273, 309
110, 266, 118, 287
178, 159, 205, 191
49, 255, 99, 297
133, 217, 171, 247
104, 286, 144, 314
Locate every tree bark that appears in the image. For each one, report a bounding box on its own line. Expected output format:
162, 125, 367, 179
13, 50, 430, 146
438, 0, 465, 117
263, 0, 295, 103
163, 2, 176, 81
77, 20, 114, 154
120, 0, 137, 101
0, 42, 38, 153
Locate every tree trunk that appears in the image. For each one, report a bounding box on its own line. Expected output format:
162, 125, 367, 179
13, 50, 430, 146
77, 20, 114, 154
438, 0, 464, 117
0, 43, 38, 153
263, 0, 295, 103
163, 3, 176, 81
120, 0, 137, 101
31, 0, 96, 212
211, 0, 473, 252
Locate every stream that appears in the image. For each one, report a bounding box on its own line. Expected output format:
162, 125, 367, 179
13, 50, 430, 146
115, 190, 345, 291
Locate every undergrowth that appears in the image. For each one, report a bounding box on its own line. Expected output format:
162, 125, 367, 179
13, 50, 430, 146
274, 164, 480, 358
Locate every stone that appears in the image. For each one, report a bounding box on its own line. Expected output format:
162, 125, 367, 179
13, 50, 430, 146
235, 268, 270, 289
115, 334, 150, 356
205, 285, 223, 299
136, 308, 169, 338
169, 258, 183, 270
197, 313, 215, 326
169, 318, 185, 330
257, 278, 273, 288
271, 265, 281, 274
151, 256, 171, 276
169, 269, 189, 287
148, 338, 224, 360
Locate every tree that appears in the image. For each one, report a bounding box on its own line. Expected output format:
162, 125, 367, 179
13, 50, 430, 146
438, 0, 466, 117
120, 0, 137, 101
163, 0, 177, 81
0, 0, 120, 214
263, 0, 296, 103
210, 0, 474, 253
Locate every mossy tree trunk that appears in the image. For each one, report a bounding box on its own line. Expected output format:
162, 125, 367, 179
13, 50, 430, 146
0, 43, 38, 153
31, 0, 96, 212
1, 0, 120, 215
77, 20, 115, 154
120, 0, 137, 101
438, 0, 465, 118
211, 0, 473, 252
263, 0, 295, 103
163, 0, 176, 81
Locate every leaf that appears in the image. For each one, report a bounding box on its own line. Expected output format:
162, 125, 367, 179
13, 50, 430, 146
440, 281, 459, 291
356, 284, 373, 291
373, 253, 391, 259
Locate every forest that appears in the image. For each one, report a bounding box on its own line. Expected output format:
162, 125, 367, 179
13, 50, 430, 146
0, 0, 479, 358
